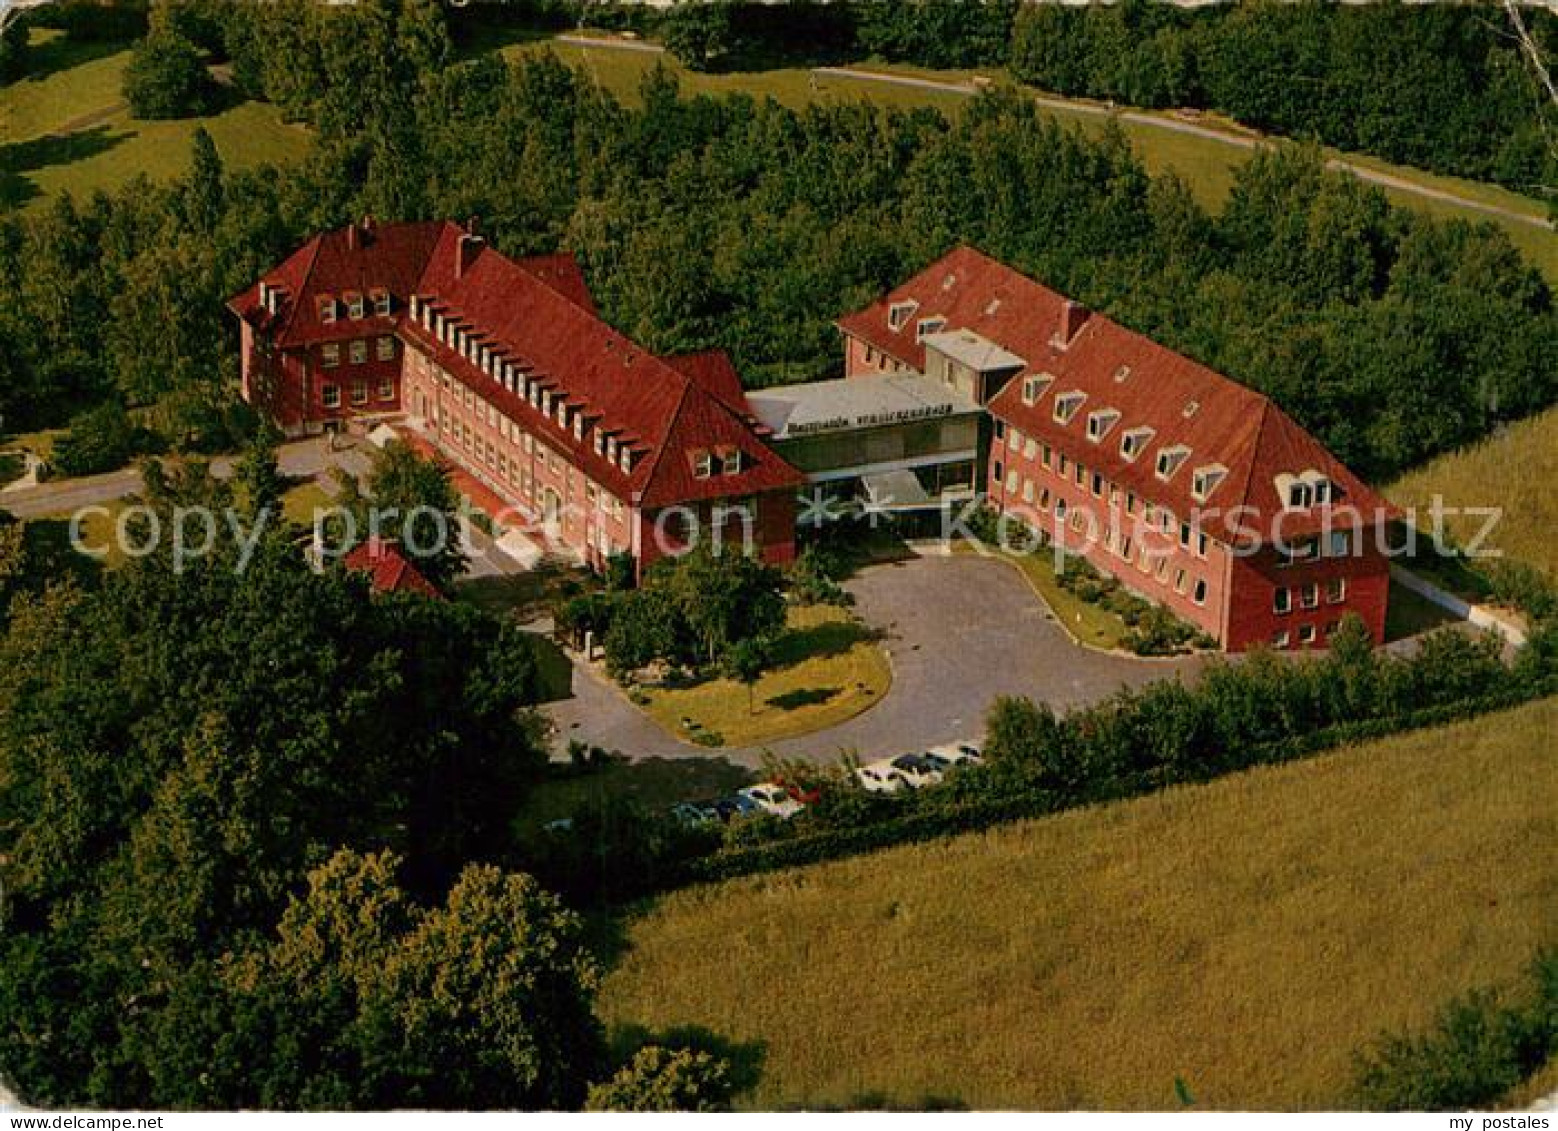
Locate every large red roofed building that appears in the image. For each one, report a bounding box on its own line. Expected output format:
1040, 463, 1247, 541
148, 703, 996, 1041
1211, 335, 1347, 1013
229, 218, 804, 572
838, 246, 1397, 652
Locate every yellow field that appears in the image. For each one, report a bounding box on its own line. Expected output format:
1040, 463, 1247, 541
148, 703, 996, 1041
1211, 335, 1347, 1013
639, 603, 891, 748
1386, 406, 1558, 576
600, 698, 1558, 1110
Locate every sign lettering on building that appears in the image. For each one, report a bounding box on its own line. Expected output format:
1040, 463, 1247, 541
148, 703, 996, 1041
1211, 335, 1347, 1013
787, 401, 956, 438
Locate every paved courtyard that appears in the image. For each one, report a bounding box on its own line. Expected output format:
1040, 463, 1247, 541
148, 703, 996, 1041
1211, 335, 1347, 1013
544, 550, 1209, 767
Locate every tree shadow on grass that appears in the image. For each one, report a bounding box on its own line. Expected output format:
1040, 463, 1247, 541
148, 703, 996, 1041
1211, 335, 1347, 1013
13, 32, 130, 84
0, 125, 129, 209
764, 686, 840, 711
767, 616, 879, 669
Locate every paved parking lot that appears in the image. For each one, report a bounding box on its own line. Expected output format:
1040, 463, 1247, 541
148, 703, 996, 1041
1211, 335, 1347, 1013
544, 550, 1208, 766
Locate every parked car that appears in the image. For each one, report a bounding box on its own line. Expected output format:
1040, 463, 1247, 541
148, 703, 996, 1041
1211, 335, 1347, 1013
856, 760, 909, 795
740, 782, 804, 819
890, 753, 944, 788
713, 794, 761, 823
669, 801, 720, 827
925, 743, 984, 773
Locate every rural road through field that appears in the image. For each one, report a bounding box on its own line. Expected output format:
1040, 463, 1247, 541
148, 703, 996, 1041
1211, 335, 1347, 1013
557, 34, 1552, 233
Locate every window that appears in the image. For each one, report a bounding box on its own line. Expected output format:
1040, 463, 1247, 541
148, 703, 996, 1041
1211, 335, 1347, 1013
1192, 578, 1208, 606
1156, 445, 1190, 480
1174, 568, 1188, 594
1279, 538, 1318, 567
1010, 428, 1025, 452
888, 300, 918, 331
1006, 470, 1019, 493
1091, 471, 1104, 497
372, 290, 391, 317
1052, 391, 1085, 424
350, 380, 368, 406
1073, 462, 1085, 488
1038, 488, 1050, 510
346, 292, 365, 320
1119, 426, 1154, 461
1301, 583, 1320, 610
376, 336, 396, 361
1022, 478, 1035, 504
915, 316, 945, 341
994, 419, 1007, 441
1197, 531, 1208, 557
992, 460, 1004, 486
1272, 630, 1290, 649
350, 339, 368, 365
1287, 482, 1314, 509
1055, 498, 1067, 520
1326, 577, 1347, 603
1274, 587, 1291, 614
1298, 623, 1317, 644
317, 295, 337, 323
1041, 443, 1052, 469
1328, 530, 1352, 557
1086, 409, 1120, 442
722, 449, 744, 476
1182, 399, 1200, 418
1024, 437, 1037, 461
1021, 374, 1052, 405
1192, 464, 1227, 501
1313, 478, 1333, 505
1126, 491, 1137, 514
1179, 521, 1192, 548
1058, 454, 1069, 476
377, 377, 395, 402
321, 343, 341, 368
321, 383, 341, 409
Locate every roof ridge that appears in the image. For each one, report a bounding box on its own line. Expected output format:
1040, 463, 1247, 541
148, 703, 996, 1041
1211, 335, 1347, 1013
277, 234, 324, 340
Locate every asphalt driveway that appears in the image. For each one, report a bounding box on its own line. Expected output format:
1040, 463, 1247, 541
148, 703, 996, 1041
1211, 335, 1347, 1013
544, 550, 1208, 767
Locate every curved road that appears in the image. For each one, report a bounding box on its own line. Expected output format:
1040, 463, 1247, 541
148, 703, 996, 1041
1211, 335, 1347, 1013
544, 551, 1208, 768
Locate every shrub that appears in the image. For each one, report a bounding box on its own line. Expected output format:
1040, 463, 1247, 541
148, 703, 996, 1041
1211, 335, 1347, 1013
586, 1045, 737, 1112
51, 403, 159, 477
123, 29, 211, 120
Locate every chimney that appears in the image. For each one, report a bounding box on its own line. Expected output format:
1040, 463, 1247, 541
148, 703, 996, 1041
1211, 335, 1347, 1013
456, 233, 485, 279
1057, 300, 1091, 348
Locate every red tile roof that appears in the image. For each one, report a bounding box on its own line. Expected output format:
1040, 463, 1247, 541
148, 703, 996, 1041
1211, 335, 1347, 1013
231, 221, 804, 510
343, 538, 442, 598
842, 246, 1396, 542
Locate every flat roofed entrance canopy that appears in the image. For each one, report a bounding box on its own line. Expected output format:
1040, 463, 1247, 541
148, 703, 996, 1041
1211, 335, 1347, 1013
748, 373, 980, 441
860, 468, 932, 510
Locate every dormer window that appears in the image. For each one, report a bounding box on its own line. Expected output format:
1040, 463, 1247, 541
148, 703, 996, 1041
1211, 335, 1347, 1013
1021, 373, 1052, 406
1313, 477, 1333, 505
1192, 464, 1227, 501
888, 300, 919, 332
318, 295, 337, 324
1156, 444, 1191, 480
1120, 426, 1154, 461
1113, 365, 1132, 384
916, 316, 946, 342
1287, 482, 1313, 509
619, 447, 633, 473
1052, 391, 1085, 425
1183, 399, 1200, 418
345, 292, 365, 320
573, 413, 584, 441
692, 450, 714, 479
372, 289, 391, 317
721, 448, 745, 476
1086, 409, 1120, 442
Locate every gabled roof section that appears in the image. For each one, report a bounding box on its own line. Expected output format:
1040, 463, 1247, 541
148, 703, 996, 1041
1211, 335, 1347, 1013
661, 349, 752, 415
838, 246, 1083, 373
343, 538, 442, 599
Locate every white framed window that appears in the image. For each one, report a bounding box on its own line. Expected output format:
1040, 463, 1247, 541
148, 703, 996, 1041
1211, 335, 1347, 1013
1052, 391, 1085, 425
350, 379, 368, 406
1301, 583, 1320, 609
1009, 427, 1025, 452
1025, 438, 1038, 461
321, 383, 341, 409
1192, 578, 1208, 606
376, 336, 396, 362
377, 377, 395, 402
722, 449, 744, 476
1120, 426, 1154, 461
994, 419, 1007, 441
1272, 629, 1290, 649
1041, 443, 1052, 469
317, 295, 337, 324
372, 289, 391, 317
346, 292, 365, 320
1192, 464, 1227, 501
1298, 623, 1317, 644
1313, 478, 1333, 505
350, 339, 368, 365
888, 300, 919, 331
1156, 445, 1190, 481
1005, 470, 1019, 493
693, 450, 713, 479
1086, 409, 1120, 442
1326, 577, 1347, 603
1328, 530, 1352, 557
1173, 568, 1188, 595
1274, 587, 1291, 614
1021, 374, 1052, 405
915, 316, 946, 341
321, 343, 341, 368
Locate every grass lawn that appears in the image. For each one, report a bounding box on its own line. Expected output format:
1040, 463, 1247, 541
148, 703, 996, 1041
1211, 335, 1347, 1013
638, 603, 891, 748
1387, 406, 1558, 578
513, 755, 756, 836
952, 541, 1129, 651
0, 428, 65, 461
3, 29, 312, 211
278, 480, 336, 529
37, 497, 131, 568
599, 697, 1558, 1110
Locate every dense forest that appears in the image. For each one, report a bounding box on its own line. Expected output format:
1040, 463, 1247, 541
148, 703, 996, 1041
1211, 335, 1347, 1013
3, 0, 1555, 482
